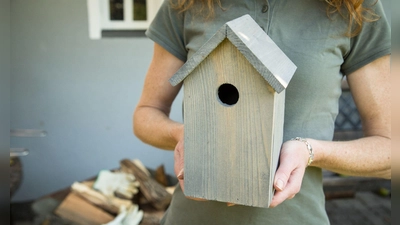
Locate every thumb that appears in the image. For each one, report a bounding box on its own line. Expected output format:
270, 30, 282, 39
274, 163, 291, 191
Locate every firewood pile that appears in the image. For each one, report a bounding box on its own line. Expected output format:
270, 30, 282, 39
49, 159, 177, 225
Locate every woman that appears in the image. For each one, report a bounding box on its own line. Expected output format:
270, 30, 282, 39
133, 0, 391, 224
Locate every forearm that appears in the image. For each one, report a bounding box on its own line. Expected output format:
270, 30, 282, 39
133, 43, 185, 150
310, 55, 391, 179
309, 136, 391, 179
133, 106, 183, 150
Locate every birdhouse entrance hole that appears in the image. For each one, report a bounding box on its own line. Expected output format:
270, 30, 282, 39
217, 83, 239, 106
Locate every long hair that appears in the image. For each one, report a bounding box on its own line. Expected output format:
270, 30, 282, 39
170, 0, 379, 37
325, 0, 379, 36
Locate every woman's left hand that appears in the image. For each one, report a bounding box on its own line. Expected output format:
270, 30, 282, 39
270, 139, 310, 208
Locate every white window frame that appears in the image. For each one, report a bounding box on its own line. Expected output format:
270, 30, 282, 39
87, 0, 163, 39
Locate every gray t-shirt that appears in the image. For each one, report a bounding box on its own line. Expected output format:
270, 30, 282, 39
146, 0, 391, 224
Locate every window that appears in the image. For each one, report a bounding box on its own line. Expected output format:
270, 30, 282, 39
87, 0, 163, 39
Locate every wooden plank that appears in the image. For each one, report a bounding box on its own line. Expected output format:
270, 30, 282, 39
120, 159, 172, 210
170, 14, 297, 92
333, 130, 363, 141
323, 176, 391, 193
154, 164, 169, 187
54, 192, 114, 225
183, 39, 282, 208
226, 14, 296, 93
169, 25, 227, 86
327, 198, 366, 225
270, 90, 286, 203
323, 171, 391, 199
326, 192, 391, 225
71, 182, 132, 214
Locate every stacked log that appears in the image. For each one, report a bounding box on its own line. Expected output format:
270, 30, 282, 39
52, 159, 176, 225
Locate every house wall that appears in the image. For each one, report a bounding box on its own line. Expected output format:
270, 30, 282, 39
10, 0, 182, 202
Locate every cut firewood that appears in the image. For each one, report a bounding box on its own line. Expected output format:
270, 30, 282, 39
71, 182, 133, 214
139, 204, 166, 225
138, 194, 151, 205
120, 159, 172, 210
80, 180, 95, 188
154, 164, 168, 187
165, 186, 176, 195
132, 159, 151, 177
103, 204, 143, 225
139, 211, 165, 225
54, 192, 114, 225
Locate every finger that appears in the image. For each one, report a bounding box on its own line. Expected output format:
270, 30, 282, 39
270, 168, 304, 208
273, 164, 291, 191
273, 148, 305, 191
227, 202, 235, 207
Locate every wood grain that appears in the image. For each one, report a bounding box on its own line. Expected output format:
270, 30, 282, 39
54, 192, 114, 225
170, 14, 296, 93
225, 14, 296, 93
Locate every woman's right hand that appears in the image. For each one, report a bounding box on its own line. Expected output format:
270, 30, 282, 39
174, 137, 208, 202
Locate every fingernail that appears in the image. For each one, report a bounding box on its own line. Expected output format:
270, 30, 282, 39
276, 179, 284, 191
177, 169, 184, 179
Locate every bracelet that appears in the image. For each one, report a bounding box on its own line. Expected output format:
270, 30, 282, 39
291, 137, 314, 166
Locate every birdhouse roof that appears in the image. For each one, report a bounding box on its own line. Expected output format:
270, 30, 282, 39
169, 14, 297, 93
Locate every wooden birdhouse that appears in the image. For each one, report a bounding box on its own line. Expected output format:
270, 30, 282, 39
169, 15, 297, 208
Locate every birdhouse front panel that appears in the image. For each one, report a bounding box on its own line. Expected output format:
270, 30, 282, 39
183, 39, 281, 207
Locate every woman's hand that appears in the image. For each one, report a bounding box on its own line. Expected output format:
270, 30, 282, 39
175, 136, 311, 207
174, 138, 208, 202
270, 139, 310, 208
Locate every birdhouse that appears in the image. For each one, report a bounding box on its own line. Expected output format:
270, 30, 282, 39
169, 14, 296, 208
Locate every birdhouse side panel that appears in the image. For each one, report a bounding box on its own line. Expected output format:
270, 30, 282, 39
268, 90, 286, 204
183, 40, 279, 208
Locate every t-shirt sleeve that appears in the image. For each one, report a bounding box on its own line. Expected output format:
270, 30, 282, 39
341, 0, 391, 75
145, 0, 188, 62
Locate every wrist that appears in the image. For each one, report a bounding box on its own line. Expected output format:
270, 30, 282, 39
291, 137, 314, 167
169, 123, 184, 143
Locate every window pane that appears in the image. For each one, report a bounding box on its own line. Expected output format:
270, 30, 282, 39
110, 0, 124, 21
133, 0, 147, 21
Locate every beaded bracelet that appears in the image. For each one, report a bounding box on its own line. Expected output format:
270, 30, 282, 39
291, 137, 314, 166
